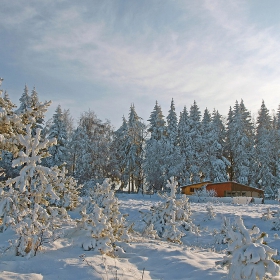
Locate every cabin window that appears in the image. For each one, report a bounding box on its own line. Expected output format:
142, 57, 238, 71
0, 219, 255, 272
190, 188, 195, 193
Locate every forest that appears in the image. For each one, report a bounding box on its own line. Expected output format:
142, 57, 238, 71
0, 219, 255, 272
1, 81, 280, 198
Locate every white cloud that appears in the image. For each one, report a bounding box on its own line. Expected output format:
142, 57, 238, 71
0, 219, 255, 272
2, 0, 280, 125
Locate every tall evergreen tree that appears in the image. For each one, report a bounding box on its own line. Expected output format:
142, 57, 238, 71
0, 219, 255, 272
225, 106, 234, 181
188, 101, 203, 183
144, 102, 167, 192
273, 105, 280, 196
125, 105, 145, 193
109, 116, 129, 188
200, 108, 212, 181
209, 110, 229, 182
228, 100, 255, 186
255, 101, 274, 195
164, 99, 182, 186
177, 106, 191, 186
46, 105, 68, 167
16, 85, 31, 114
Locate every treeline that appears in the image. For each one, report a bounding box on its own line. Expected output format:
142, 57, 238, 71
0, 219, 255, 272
1, 83, 280, 197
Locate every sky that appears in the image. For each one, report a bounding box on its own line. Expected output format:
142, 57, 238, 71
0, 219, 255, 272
1, 0, 280, 128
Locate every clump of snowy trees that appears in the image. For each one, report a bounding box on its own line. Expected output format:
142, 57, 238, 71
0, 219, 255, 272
78, 178, 131, 254
141, 177, 195, 243
0, 80, 130, 257
217, 216, 279, 279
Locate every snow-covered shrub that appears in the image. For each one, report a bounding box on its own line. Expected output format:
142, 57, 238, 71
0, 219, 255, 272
194, 186, 217, 202
78, 179, 130, 254
261, 207, 273, 221
271, 209, 280, 231
205, 204, 216, 220
217, 216, 279, 279
48, 165, 81, 210
0, 126, 75, 257
141, 177, 194, 243
213, 217, 232, 247
142, 224, 159, 239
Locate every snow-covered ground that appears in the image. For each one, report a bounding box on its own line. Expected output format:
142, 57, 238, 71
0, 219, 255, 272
0, 194, 280, 280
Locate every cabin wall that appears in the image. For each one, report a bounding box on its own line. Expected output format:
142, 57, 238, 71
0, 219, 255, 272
206, 183, 232, 197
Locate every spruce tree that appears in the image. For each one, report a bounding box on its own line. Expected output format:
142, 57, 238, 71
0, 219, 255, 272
255, 101, 274, 195
209, 110, 229, 182
126, 105, 145, 193
164, 99, 182, 186
177, 106, 191, 186
227, 100, 255, 186
144, 101, 167, 192
109, 116, 129, 188
46, 105, 68, 168
188, 101, 203, 183
200, 108, 212, 181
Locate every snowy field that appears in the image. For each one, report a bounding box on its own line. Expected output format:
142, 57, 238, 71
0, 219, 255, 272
0, 194, 280, 280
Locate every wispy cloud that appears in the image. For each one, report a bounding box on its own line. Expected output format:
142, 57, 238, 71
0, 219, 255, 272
2, 0, 280, 125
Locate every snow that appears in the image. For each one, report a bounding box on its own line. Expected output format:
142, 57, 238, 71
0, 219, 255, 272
0, 194, 280, 279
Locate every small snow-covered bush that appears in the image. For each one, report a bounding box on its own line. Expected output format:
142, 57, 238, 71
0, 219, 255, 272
213, 216, 232, 247
78, 179, 130, 254
142, 224, 159, 239
217, 216, 279, 279
194, 186, 217, 198
271, 209, 280, 231
261, 207, 273, 221
205, 204, 216, 221
141, 177, 194, 243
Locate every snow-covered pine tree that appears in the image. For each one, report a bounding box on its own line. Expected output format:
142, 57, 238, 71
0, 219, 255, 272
255, 101, 275, 196
16, 85, 51, 131
217, 216, 279, 279
213, 216, 232, 248
271, 209, 280, 231
30, 87, 45, 133
177, 106, 191, 186
205, 204, 216, 220
78, 179, 130, 253
69, 110, 113, 184
48, 165, 81, 210
261, 207, 273, 221
0, 82, 23, 155
141, 177, 194, 243
125, 104, 145, 193
200, 108, 212, 181
16, 84, 31, 115
209, 110, 229, 182
2, 125, 75, 256
225, 106, 234, 181
227, 101, 255, 186
163, 99, 183, 187
188, 101, 203, 183
273, 105, 280, 197
144, 102, 167, 192
240, 100, 256, 186
0, 82, 51, 179
109, 116, 129, 188
46, 105, 68, 168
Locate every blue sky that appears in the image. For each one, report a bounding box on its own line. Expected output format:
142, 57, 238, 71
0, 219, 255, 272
1, 0, 280, 127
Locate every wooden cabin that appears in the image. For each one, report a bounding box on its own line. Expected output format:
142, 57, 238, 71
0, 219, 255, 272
181, 181, 264, 198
